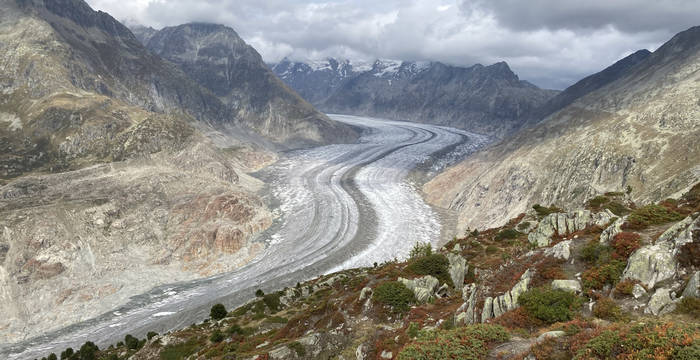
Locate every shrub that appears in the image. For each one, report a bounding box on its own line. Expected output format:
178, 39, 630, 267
397, 324, 509, 360
517, 221, 531, 231
407, 322, 420, 338
573, 322, 699, 360
587, 195, 610, 209
534, 258, 566, 283
495, 228, 520, 241
226, 323, 254, 336
579, 240, 611, 265
209, 329, 224, 343
372, 281, 416, 314
610, 232, 641, 260
60, 348, 73, 360
406, 254, 453, 287
124, 334, 139, 350
604, 201, 630, 216
533, 204, 563, 216
674, 297, 700, 318
409, 242, 432, 259
146, 331, 158, 340
47, 354, 57, 360
78, 341, 98, 360
263, 292, 283, 313
255, 289, 265, 297
625, 204, 684, 229
485, 245, 499, 254
265, 316, 288, 324
678, 240, 700, 267
210, 303, 227, 320
593, 298, 624, 321
581, 260, 626, 291
518, 288, 583, 324
614, 279, 639, 297
492, 307, 544, 331
288, 341, 306, 357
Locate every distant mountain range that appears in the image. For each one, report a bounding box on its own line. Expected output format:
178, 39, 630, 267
272, 58, 559, 137
425, 27, 700, 232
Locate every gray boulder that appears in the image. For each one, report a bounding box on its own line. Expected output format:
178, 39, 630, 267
682, 271, 700, 298
529, 210, 615, 247
622, 242, 677, 289
537, 331, 566, 343
481, 270, 533, 321
447, 253, 468, 288
632, 284, 648, 299
544, 240, 572, 260
551, 279, 582, 293
645, 288, 677, 315
656, 216, 697, 248
599, 217, 624, 244
399, 276, 439, 303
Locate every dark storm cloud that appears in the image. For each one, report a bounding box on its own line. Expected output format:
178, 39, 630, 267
85, 1, 700, 89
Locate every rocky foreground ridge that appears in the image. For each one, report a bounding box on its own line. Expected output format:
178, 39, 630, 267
424, 26, 700, 233
36, 184, 700, 360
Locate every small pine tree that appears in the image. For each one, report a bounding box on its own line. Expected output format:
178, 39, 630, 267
124, 334, 139, 350
146, 331, 158, 340
60, 348, 74, 360
255, 289, 265, 297
47, 354, 57, 360
210, 303, 227, 320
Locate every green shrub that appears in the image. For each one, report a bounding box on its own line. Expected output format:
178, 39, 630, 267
579, 240, 611, 265
60, 348, 73, 360
485, 245, 499, 254
604, 201, 630, 216
582, 260, 626, 291
78, 341, 98, 360
372, 281, 416, 314
409, 242, 433, 259
518, 288, 582, 324
407, 322, 420, 338
147, 331, 158, 340
533, 204, 563, 217
625, 204, 684, 229
47, 354, 57, 360
674, 297, 700, 318
406, 254, 453, 287
209, 329, 224, 343
210, 303, 227, 320
604, 191, 625, 197
288, 341, 306, 357
263, 292, 283, 313
397, 324, 509, 360
225, 323, 254, 336
517, 222, 531, 231
593, 298, 624, 321
255, 289, 265, 297
495, 228, 520, 241
587, 195, 610, 209
124, 334, 139, 350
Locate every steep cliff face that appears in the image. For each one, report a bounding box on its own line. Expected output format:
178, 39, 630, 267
273, 58, 558, 137
0, 0, 280, 343
424, 27, 700, 233
140, 23, 358, 147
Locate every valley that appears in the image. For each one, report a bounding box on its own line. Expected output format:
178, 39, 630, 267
1, 115, 489, 359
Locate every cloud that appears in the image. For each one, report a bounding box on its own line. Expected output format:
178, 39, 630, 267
85, 0, 698, 89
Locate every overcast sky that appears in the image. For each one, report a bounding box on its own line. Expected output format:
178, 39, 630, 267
86, 0, 700, 89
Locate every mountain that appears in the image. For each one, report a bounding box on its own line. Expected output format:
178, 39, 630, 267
273, 58, 559, 137
0, 0, 350, 344
424, 26, 700, 233
137, 23, 357, 147
526, 49, 652, 125
130, 24, 158, 45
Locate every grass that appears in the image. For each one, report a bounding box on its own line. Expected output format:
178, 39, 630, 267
160, 338, 201, 360
533, 204, 563, 217
518, 288, 583, 324
495, 228, 520, 241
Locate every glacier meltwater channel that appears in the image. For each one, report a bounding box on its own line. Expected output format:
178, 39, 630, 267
2, 115, 489, 359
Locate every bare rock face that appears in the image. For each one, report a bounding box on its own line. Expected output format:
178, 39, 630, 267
273, 58, 558, 138
481, 269, 532, 322
528, 210, 615, 247
399, 276, 440, 303
424, 26, 700, 232
682, 271, 700, 298
140, 23, 358, 147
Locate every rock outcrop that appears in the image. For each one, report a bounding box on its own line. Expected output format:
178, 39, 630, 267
481, 269, 533, 322
447, 253, 468, 288
424, 26, 700, 232
682, 271, 700, 298
528, 210, 615, 247
551, 280, 582, 293
399, 276, 440, 303
645, 288, 677, 315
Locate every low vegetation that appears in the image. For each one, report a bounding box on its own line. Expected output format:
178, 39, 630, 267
397, 324, 509, 359
406, 253, 453, 287
624, 204, 684, 230
372, 281, 416, 314
518, 288, 583, 324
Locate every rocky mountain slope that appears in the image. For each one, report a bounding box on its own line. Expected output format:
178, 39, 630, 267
0, 0, 350, 345
138, 23, 357, 147
424, 26, 700, 233
31, 185, 700, 360
273, 58, 559, 137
